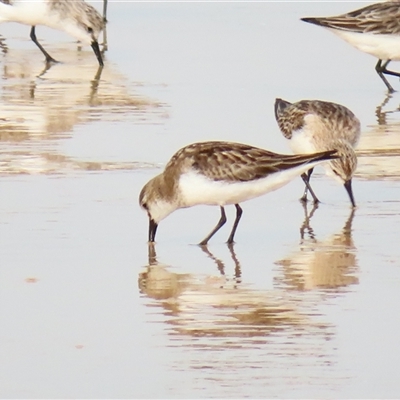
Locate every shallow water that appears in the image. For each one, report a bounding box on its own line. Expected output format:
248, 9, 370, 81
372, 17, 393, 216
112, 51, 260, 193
1, 1, 400, 398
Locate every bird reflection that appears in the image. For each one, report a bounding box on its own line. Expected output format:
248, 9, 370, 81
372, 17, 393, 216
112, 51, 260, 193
275, 206, 358, 291
138, 243, 189, 308
138, 242, 330, 340
199, 244, 242, 285
0, 34, 8, 55
0, 49, 163, 175
139, 243, 242, 301
356, 99, 400, 180
89, 65, 104, 104
34, 59, 104, 85
299, 202, 319, 242
375, 93, 400, 125
36, 61, 54, 80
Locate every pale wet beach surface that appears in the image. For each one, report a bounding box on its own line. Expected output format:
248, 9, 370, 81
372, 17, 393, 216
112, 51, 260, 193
1, 1, 400, 398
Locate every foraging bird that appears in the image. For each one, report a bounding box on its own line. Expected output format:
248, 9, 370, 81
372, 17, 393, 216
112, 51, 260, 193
0, 0, 105, 66
301, 2, 400, 92
139, 141, 338, 245
274, 98, 359, 207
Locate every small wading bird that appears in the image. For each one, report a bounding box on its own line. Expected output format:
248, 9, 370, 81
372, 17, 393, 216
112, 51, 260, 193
0, 0, 105, 66
274, 98, 359, 207
139, 141, 338, 245
301, 2, 400, 93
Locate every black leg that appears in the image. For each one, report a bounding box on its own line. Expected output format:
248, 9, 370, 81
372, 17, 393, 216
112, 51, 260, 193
300, 172, 310, 202
199, 206, 227, 246
227, 204, 243, 244
102, 0, 108, 50
30, 26, 58, 64
300, 168, 319, 204
375, 59, 396, 93
379, 59, 400, 78
103, 0, 108, 20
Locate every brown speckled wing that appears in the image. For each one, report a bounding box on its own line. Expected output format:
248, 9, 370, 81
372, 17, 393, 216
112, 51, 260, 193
275, 99, 360, 147
302, 2, 400, 35
169, 141, 336, 183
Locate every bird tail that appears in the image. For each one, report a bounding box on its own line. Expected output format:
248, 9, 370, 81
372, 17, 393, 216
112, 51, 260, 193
306, 149, 338, 164
301, 16, 354, 32
300, 17, 324, 26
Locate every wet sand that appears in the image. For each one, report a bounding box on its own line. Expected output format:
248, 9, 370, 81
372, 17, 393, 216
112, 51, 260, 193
1, 1, 400, 398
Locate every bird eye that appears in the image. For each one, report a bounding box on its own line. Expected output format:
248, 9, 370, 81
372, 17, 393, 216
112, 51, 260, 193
142, 202, 148, 210
87, 26, 93, 34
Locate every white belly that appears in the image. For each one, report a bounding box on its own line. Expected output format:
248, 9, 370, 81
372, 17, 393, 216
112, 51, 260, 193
331, 29, 400, 61
0, 1, 53, 27
179, 161, 327, 207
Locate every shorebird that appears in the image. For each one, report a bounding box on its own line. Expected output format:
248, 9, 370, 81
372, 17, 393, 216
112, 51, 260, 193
274, 98, 359, 207
139, 141, 338, 245
301, 2, 400, 92
0, 0, 105, 66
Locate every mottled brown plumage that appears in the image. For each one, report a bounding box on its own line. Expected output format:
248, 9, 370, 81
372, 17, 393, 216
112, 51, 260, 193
168, 141, 338, 183
274, 99, 360, 146
302, 2, 400, 35
48, 0, 104, 35
274, 98, 359, 207
139, 141, 338, 244
301, 1, 400, 92
0, 0, 105, 65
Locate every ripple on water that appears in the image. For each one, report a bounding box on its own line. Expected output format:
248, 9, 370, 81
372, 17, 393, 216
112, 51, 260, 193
138, 243, 345, 397
0, 45, 167, 175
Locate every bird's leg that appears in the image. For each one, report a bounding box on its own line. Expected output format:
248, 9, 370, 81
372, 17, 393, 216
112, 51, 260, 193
300, 173, 309, 202
199, 206, 227, 246
226, 204, 243, 244
30, 26, 58, 64
300, 168, 319, 204
102, 0, 108, 50
102, 25, 108, 52
375, 59, 396, 93
103, 0, 108, 20
379, 60, 400, 77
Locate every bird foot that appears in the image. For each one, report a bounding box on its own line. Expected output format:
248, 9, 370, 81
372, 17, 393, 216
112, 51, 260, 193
299, 195, 308, 203
45, 57, 59, 65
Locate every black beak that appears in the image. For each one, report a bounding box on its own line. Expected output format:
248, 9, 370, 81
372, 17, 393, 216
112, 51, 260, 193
344, 179, 356, 208
149, 218, 158, 242
91, 40, 104, 67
